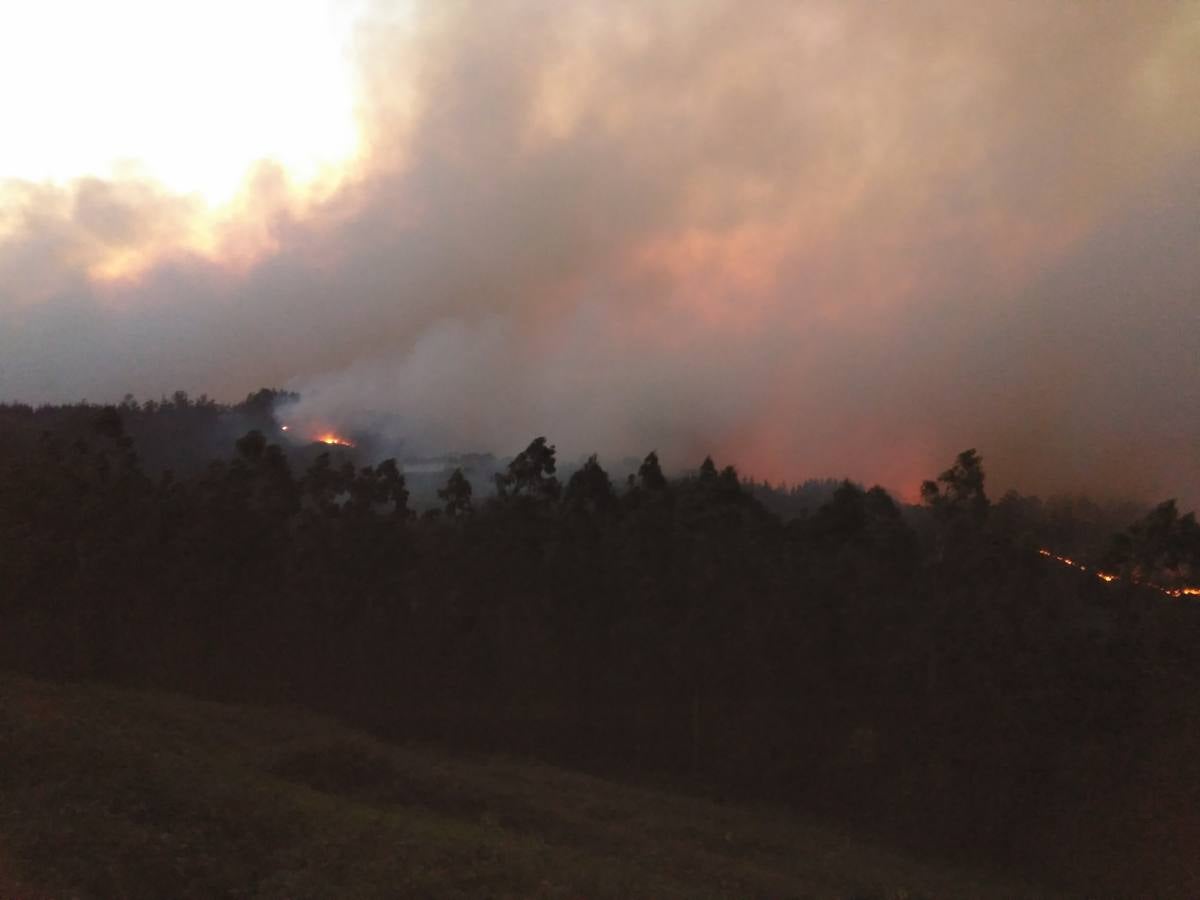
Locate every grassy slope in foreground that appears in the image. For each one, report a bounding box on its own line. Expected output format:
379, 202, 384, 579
0, 676, 1052, 899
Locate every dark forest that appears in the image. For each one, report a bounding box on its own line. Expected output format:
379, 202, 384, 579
3, 392, 1200, 895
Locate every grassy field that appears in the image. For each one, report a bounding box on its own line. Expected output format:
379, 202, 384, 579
0, 675, 1053, 899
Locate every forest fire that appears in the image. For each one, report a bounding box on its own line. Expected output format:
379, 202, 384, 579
1039, 549, 1200, 598
278, 423, 353, 447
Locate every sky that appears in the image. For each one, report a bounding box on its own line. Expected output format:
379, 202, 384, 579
1, 0, 1197, 505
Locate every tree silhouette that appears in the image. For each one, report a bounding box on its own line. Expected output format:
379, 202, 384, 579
563, 455, 616, 516
921, 448, 989, 523
637, 451, 668, 491
438, 467, 473, 518
1107, 498, 1200, 582
495, 436, 560, 501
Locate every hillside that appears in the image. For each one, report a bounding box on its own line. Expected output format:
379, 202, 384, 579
0, 676, 1050, 899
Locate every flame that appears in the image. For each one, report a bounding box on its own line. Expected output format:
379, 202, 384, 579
1167, 587, 1200, 598
279, 422, 352, 447
1039, 548, 1199, 599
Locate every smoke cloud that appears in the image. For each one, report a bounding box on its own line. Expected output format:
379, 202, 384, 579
2, 0, 1197, 503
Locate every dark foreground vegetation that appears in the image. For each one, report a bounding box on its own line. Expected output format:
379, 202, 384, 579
0, 675, 1049, 899
2, 395, 1200, 896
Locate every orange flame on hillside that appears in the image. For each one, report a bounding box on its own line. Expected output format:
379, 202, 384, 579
1039, 549, 1200, 598
278, 423, 353, 447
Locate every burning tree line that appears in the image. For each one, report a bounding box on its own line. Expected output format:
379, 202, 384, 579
2, 400, 1200, 895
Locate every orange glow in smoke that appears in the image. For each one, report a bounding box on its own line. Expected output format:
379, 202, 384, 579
315, 433, 353, 447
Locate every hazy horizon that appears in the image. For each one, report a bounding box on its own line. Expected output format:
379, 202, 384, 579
3, 1, 1197, 506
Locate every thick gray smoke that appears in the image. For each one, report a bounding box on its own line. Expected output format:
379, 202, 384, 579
1, 0, 1197, 503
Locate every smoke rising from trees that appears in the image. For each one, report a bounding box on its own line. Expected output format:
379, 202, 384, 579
2, 1, 1197, 503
